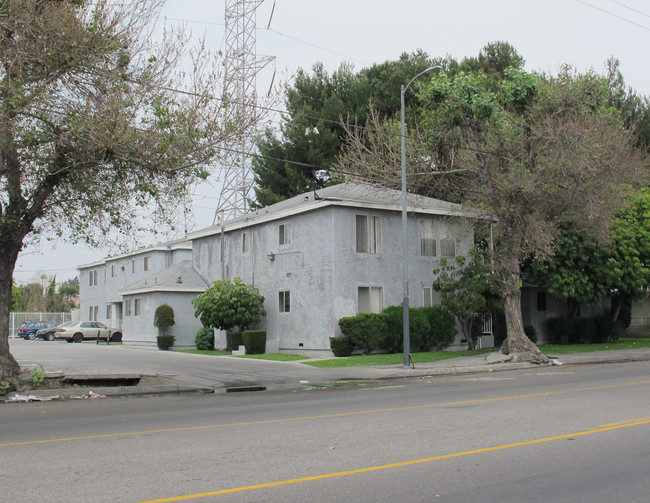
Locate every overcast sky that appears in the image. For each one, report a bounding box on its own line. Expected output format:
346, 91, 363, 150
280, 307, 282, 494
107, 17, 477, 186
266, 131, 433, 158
14, 0, 650, 284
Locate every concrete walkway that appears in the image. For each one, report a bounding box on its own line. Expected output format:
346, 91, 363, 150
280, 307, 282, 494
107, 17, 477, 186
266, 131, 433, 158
5, 339, 650, 401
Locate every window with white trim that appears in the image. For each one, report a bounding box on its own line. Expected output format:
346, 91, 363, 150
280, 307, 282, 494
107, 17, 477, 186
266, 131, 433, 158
106, 305, 112, 320
242, 232, 249, 253
440, 238, 456, 258
279, 290, 290, 313
279, 223, 291, 245
125, 300, 132, 317
143, 256, 150, 271
358, 286, 383, 313
356, 215, 381, 254
134, 298, 141, 316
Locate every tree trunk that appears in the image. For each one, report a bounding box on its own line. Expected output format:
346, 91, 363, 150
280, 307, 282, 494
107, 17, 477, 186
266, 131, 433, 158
499, 255, 549, 364
0, 239, 24, 385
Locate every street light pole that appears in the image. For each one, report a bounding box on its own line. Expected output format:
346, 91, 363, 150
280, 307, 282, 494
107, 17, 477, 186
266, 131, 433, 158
401, 66, 442, 369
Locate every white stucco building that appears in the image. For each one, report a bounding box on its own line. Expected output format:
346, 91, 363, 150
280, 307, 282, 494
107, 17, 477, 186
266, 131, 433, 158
79, 182, 475, 353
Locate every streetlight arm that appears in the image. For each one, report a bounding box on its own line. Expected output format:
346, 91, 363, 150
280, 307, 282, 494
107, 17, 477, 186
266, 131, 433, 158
404, 65, 443, 93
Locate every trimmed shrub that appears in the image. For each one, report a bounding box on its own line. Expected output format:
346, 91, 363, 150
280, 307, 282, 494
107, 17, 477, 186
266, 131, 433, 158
156, 334, 175, 351
330, 336, 353, 357
381, 306, 429, 353
524, 325, 538, 344
338, 313, 389, 354
568, 317, 596, 344
242, 330, 266, 354
153, 304, 175, 334
226, 331, 244, 351
592, 314, 616, 343
545, 316, 571, 344
195, 327, 215, 350
419, 306, 457, 350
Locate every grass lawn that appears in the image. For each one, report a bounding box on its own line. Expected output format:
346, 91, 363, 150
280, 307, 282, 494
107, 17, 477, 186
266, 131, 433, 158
180, 338, 650, 368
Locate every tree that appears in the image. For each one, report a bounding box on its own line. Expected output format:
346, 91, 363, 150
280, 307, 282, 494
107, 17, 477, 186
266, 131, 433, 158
252, 51, 438, 205
192, 277, 266, 332
0, 0, 263, 383
153, 303, 175, 335
338, 48, 648, 363
10, 280, 20, 311
432, 251, 500, 350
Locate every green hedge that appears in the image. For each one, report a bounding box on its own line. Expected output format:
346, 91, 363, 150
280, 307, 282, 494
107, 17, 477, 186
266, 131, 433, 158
330, 336, 353, 357
195, 327, 214, 350
242, 330, 266, 354
419, 306, 457, 350
338, 313, 389, 354
226, 332, 244, 351
156, 335, 175, 351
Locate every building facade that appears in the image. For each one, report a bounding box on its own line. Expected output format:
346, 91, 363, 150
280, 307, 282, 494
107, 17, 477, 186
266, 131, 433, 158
79, 183, 475, 352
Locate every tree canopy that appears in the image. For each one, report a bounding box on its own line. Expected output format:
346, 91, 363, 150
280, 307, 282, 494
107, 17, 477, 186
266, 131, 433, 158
338, 47, 648, 362
0, 0, 263, 383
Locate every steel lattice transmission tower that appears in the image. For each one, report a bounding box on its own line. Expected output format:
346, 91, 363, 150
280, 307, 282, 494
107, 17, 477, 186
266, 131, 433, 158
216, 0, 273, 223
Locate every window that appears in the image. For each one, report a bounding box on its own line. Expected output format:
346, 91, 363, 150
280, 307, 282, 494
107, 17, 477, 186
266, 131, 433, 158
420, 220, 436, 256
125, 300, 132, 317
143, 256, 150, 271
440, 238, 456, 258
423, 287, 434, 308
279, 291, 290, 313
358, 286, 383, 313
537, 292, 547, 311
88, 269, 99, 286
94, 306, 99, 321
111, 265, 115, 277
356, 215, 381, 254
106, 305, 112, 320
131, 260, 135, 274
134, 298, 141, 316
279, 223, 291, 245
242, 233, 249, 253
89, 306, 94, 320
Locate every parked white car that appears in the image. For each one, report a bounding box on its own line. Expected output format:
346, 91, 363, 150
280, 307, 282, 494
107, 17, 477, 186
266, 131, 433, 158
51, 321, 123, 343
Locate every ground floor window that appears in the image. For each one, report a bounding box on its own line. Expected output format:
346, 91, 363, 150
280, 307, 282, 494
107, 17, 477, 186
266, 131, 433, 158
279, 290, 290, 313
423, 287, 434, 308
125, 299, 132, 317
358, 286, 383, 313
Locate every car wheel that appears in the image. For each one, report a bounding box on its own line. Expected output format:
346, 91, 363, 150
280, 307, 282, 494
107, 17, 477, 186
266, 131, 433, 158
110, 333, 122, 343
66, 339, 74, 343
72, 333, 83, 343
26, 333, 35, 340
46, 333, 55, 341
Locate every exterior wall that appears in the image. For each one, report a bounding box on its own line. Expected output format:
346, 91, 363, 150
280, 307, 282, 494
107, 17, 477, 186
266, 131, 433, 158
191, 206, 474, 354
521, 287, 611, 344
79, 246, 192, 337
121, 291, 203, 349
629, 298, 650, 336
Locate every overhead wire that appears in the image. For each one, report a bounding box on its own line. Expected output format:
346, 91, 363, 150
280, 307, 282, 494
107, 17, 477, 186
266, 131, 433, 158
576, 0, 650, 31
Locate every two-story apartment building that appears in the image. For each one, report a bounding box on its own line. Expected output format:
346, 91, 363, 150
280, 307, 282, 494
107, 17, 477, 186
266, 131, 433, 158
79, 182, 475, 352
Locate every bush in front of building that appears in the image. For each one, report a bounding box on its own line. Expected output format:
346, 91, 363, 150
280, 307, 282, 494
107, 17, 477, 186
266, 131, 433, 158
195, 327, 214, 350
226, 331, 244, 351
419, 306, 457, 350
153, 304, 175, 335
338, 313, 389, 354
156, 334, 175, 351
329, 336, 353, 357
381, 306, 430, 353
242, 330, 266, 354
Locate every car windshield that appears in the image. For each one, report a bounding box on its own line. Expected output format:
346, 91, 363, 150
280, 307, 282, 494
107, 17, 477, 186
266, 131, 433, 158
58, 321, 75, 327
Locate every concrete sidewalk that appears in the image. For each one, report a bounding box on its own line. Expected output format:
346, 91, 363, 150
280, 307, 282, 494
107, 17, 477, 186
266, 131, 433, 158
5, 346, 650, 402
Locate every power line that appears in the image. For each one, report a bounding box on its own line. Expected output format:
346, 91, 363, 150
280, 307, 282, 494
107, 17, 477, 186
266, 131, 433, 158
607, 0, 650, 19
576, 0, 650, 31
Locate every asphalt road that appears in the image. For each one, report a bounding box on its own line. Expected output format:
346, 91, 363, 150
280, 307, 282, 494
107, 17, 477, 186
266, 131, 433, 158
2, 358, 649, 502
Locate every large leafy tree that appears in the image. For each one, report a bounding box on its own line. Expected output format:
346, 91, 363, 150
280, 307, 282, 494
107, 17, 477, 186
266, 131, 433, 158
0, 0, 261, 383
339, 51, 648, 362
252, 51, 436, 206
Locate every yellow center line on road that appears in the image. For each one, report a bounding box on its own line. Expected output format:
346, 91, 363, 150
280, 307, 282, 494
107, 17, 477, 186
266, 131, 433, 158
139, 418, 650, 502
2, 379, 649, 448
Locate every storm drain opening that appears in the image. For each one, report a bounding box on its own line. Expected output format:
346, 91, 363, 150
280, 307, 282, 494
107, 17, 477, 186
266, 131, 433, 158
61, 376, 142, 387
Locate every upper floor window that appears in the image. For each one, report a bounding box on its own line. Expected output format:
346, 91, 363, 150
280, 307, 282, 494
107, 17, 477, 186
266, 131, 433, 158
279, 290, 290, 313
440, 238, 456, 258
125, 299, 132, 317
279, 223, 291, 245
143, 256, 150, 271
420, 220, 436, 257
131, 259, 135, 274
242, 232, 249, 253
88, 269, 99, 286
358, 286, 383, 313
356, 215, 381, 254
134, 298, 141, 316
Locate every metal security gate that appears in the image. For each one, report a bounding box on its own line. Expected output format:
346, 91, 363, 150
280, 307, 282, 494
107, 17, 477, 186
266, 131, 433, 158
9, 312, 74, 338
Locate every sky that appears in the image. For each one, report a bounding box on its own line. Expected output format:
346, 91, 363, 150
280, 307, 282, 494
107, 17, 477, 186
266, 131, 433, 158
13, 0, 650, 284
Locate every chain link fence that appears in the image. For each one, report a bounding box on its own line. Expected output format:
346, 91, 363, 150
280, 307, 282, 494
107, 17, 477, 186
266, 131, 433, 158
9, 312, 77, 338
